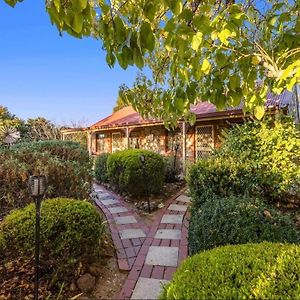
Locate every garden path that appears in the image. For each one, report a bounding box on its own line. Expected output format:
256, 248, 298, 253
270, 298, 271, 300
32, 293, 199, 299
93, 184, 191, 299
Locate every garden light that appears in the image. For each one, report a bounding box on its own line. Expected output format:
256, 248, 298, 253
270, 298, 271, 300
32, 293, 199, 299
28, 175, 47, 300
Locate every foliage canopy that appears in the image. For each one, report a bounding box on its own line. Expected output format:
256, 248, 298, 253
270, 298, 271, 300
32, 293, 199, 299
3, 0, 300, 125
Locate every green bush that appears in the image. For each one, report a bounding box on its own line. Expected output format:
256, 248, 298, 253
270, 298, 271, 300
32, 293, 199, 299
0, 142, 92, 217
107, 149, 165, 196
94, 153, 110, 183
161, 242, 300, 300
189, 196, 299, 254
216, 116, 300, 202
0, 198, 105, 277
12, 140, 90, 163
188, 157, 260, 207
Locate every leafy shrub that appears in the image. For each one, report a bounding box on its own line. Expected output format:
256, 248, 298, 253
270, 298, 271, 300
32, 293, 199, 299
189, 196, 299, 254
107, 149, 165, 196
164, 156, 181, 183
0, 198, 105, 277
188, 157, 260, 207
216, 116, 300, 202
161, 242, 300, 300
12, 140, 89, 163
94, 153, 110, 183
0, 141, 92, 215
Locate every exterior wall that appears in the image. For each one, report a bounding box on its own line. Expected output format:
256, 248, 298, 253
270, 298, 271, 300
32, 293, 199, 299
91, 117, 245, 160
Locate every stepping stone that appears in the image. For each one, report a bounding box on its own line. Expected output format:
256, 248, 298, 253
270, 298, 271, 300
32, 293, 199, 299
176, 195, 191, 203
154, 229, 181, 240
115, 216, 137, 225
100, 199, 119, 205
161, 214, 183, 224
120, 229, 146, 239
131, 277, 169, 300
108, 207, 128, 214
145, 246, 178, 267
98, 193, 113, 200
168, 204, 187, 212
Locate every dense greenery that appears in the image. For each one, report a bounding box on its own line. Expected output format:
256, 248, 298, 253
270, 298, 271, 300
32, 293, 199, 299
94, 153, 110, 183
160, 243, 300, 300
3, 1, 299, 124
188, 117, 300, 204
0, 198, 105, 278
0, 141, 92, 215
107, 149, 165, 196
189, 196, 299, 254
216, 117, 300, 202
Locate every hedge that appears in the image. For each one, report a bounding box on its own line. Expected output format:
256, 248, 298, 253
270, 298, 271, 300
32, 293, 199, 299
94, 153, 110, 183
0, 198, 105, 277
161, 243, 300, 299
107, 149, 165, 196
189, 196, 300, 254
11, 140, 90, 163
0, 141, 92, 214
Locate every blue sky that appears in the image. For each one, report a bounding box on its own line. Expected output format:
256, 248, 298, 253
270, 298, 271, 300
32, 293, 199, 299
0, 1, 140, 125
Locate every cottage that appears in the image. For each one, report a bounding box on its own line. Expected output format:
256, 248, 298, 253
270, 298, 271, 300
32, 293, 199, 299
62, 90, 296, 169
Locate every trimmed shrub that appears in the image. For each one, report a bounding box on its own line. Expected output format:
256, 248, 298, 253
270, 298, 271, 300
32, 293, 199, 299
94, 153, 110, 183
161, 243, 300, 300
189, 196, 299, 254
0, 141, 92, 215
188, 157, 260, 207
0, 198, 105, 277
107, 149, 165, 196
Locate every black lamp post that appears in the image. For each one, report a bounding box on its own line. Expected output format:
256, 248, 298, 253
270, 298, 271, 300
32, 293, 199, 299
28, 175, 47, 300
140, 154, 151, 214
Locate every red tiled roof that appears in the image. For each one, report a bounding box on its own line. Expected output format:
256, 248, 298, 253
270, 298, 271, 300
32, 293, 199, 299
90, 92, 292, 129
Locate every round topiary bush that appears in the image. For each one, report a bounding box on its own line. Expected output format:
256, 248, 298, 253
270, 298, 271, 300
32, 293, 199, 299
0, 198, 105, 277
189, 196, 299, 254
94, 153, 110, 183
161, 242, 300, 300
107, 149, 165, 196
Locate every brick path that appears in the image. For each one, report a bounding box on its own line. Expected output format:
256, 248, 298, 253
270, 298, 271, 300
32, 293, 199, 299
93, 184, 190, 299
93, 184, 149, 271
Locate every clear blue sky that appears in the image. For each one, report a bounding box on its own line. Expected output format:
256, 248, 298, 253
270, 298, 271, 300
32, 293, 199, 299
0, 1, 140, 126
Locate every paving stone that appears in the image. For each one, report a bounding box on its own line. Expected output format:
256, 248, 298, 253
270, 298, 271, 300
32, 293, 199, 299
120, 229, 146, 240
168, 204, 187, 212
98, 193, 113, 200
131, 277, 169, 300
108, 206, 128, 214
176, 195, 191, 203
115, 216, 137, 225
161, 214, 183, 224
145, 246, 178, 267
154, 229, 181, 240
100, 199, 119, 205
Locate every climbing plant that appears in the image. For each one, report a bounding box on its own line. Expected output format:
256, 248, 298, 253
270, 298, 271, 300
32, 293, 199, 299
3, 0, 300, 125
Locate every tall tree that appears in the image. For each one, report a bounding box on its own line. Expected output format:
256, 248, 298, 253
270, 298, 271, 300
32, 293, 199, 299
113, 95, 127, 112
3, 0, 300, 125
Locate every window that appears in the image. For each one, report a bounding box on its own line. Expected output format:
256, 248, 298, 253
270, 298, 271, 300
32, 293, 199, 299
195, 125, 214, 159
112, 132, 123, 152
96, 133, 105, 153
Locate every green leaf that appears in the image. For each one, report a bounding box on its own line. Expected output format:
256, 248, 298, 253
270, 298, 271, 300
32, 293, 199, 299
229, 75, 240, 91
4, 0, 18, 7
191, 32, 203, 51
72, 0, 88, 12
218, 29, 232, 45
72, 14, 83, 34
193, 15, 211, 34
251, 55, 261, 65
143, 2, 156, 21
106, 52, 116, 67
201, 59, 211, 75
174, 97, 185, 112
215, 52, 227, 68
133, 48, 144, 69
170, 0, 183, 16
140, 22, 155, 52
254, 106, 265, 120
